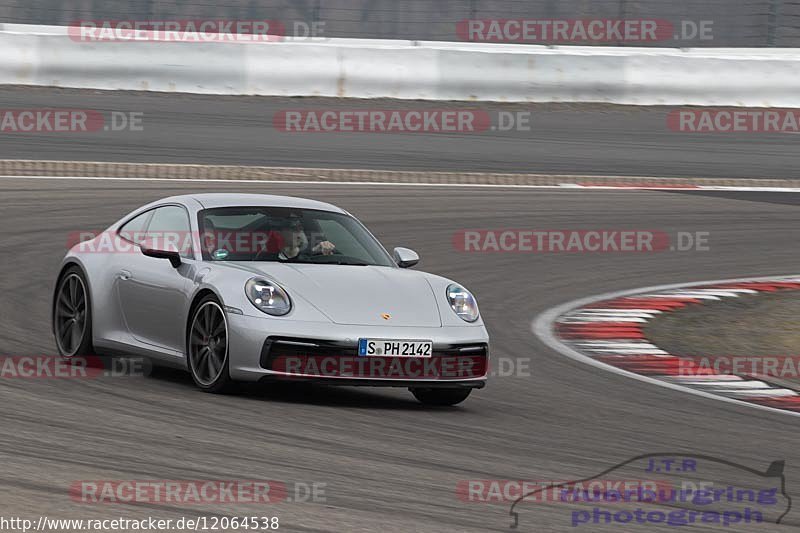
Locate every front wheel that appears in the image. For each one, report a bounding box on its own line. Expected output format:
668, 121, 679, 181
410, 388, 472, 406
187, 296, 235, 393
53, 266, 94, 358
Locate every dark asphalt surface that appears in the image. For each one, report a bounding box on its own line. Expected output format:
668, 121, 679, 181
0, 86, 798, 179
1, 176, 799, 531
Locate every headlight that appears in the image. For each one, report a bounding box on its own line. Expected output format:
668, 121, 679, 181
447, 284, 479, 322
245, 278, 292, 316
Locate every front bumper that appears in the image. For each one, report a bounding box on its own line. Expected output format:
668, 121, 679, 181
227, 313, 489, 387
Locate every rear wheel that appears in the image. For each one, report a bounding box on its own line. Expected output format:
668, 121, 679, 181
410, 388, 472, 406
53, 267, 94, 358
187, 296, 234, 393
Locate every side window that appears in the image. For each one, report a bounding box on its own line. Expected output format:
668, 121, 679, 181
118, 211, 152, 245
146, 206, 194, 259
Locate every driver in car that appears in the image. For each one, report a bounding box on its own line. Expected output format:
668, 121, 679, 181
276, 217, 336, 260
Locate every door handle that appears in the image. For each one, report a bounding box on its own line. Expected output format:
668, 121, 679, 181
118, 270, 132, 281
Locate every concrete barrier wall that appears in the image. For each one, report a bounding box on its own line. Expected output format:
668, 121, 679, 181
0, 25, 798, 106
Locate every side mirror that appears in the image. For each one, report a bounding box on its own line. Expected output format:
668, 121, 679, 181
141, 240, 182, 268
393, 247, 419, 268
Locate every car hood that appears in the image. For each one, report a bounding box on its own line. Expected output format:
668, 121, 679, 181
234, 263, 443, 327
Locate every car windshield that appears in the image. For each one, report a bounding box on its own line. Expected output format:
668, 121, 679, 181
198, 206, 396, 267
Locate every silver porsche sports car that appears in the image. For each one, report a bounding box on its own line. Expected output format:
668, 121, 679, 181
52, 194, 489, 405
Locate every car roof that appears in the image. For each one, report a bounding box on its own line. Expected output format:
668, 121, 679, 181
160, 193, 347, 214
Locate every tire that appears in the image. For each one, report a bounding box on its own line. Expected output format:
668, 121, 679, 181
410, 388, 472, 406
53, 266, 95, 358
187, 295, 235, 393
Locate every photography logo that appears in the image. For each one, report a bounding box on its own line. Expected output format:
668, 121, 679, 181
508, 453, 791, 529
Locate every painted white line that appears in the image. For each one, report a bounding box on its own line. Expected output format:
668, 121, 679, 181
715, 389, 797, 398
0, 174, 572, 189
558, 316, 649, 323
667, 375, 745, 382
688, 289, 758, 295
560, 314, 650, 320
569, 311, 659, 319
638, 293, 722, 300
582, 348, 670, 355
655, 291, 730, 299
574, 348, 667, 354
599, 354, 674, 358
581, 185, 800, 192
692, 381, 771, 389
532, 274, 800, 419
574, 342, 664, 349
660, 290, 743, 298
584, 348, 675, 357
584, 352, 671, 357
577, 309, 664, 314
697, 186, 800, 192
1, 173, 800, 192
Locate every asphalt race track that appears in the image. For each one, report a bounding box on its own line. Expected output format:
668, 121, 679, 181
0, 89, 799, 532
1, 178, 798, 532
0, 86, 798, 179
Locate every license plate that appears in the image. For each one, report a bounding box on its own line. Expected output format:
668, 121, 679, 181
358, 339, 433, 357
